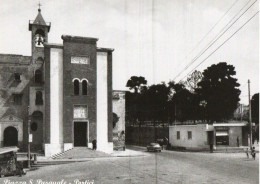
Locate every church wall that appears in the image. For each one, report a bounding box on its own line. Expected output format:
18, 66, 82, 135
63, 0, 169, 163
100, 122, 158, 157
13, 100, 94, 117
44, 45, 64, 156
62, 37, 97, 146
0, 9, 115, 155
96, 51, 113, 153
44, 46, 51, 144
29, 87, 44, 151
0, 55, 32, 150
107, 52, 113, 142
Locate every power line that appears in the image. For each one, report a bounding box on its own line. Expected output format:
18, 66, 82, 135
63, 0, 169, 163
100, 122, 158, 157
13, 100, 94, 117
178, 10, 259, 82
174, 0, 254, 81
186, 0, 240, 58
174, 0, 256, 81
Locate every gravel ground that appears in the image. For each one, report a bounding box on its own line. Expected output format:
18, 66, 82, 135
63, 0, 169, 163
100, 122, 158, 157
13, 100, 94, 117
1, 146, 258, 184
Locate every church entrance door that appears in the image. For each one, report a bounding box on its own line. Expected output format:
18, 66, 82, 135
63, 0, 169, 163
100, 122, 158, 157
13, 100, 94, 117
4, 126, 18, 147
74, 122, 87, 147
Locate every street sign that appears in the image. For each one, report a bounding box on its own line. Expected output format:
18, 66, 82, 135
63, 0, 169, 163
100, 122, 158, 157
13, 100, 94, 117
29, 134, 33, 143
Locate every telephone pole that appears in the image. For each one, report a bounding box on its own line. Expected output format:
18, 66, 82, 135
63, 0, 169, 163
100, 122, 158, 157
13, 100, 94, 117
248, 79, 252, 149
28, 106, 31, 168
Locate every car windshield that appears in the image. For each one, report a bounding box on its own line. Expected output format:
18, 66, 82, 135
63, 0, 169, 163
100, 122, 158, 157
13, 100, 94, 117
150, 143, 159, 146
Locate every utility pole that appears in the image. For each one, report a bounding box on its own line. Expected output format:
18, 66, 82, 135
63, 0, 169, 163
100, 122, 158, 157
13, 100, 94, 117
248, 80, 252, 149
240, 104, 243, 121
28, 106, 31, 168
174, 103, 176, 125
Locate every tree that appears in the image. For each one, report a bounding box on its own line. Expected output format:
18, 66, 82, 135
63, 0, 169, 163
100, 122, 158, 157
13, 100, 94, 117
113, 113, 120, 128
197, 62, 241, 122
251, 93, 259, 141
142, 83, 170, 124
126, 76, 147, 93
168, 81, 202, 122
251, 93, 259, 124
125, 76, 147, 125
125, 91, 139, 125
184, 70, 202, 92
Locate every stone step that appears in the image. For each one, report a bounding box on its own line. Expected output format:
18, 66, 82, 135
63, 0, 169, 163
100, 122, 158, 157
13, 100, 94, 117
51, 148, 74, 159
31, 160, 88, 168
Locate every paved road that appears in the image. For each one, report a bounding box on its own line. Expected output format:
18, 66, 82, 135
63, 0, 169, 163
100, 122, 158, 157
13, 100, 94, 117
1, 146, 258, 184
126, 145, 259, 184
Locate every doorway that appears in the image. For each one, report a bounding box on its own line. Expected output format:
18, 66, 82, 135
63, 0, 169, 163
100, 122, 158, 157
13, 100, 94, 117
207, 131, 214, 145
216, 131, 229, 145
74, 121, 87, 147
4, 126, 18, 146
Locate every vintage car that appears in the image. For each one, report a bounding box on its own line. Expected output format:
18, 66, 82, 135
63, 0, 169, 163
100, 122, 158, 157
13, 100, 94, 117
147, 143, 162, 152
0, 147, 25, 177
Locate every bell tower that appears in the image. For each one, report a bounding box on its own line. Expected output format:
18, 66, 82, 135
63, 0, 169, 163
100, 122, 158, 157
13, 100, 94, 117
28, 4, 51, 152
29, 4, 51, 65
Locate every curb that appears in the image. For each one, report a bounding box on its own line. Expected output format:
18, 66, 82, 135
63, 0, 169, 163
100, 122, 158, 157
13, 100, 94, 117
36, 154, 147, 164
127, 145, 259, 153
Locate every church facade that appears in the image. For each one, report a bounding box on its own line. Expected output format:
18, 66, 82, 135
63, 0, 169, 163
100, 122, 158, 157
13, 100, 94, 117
0, 8, 114, 156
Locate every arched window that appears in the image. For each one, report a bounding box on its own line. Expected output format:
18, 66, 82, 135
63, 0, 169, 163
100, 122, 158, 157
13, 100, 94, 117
82, 80, 88, 95
35, 29, 45, 37
34, 29, 45, 47
35, 91, 43, 105
35, 70, 42, 83
36, 57, 44, 64
74, 79, 80, 95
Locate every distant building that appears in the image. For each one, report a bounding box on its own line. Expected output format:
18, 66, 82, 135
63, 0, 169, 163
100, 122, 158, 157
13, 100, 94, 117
0, 7, 114, 156
112, 90, 126, 150
233, 104, 249, 120
169, 121, 251, 150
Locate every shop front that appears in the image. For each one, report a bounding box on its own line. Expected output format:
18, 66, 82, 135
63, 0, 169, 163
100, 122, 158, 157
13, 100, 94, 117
213, 122, 249, 147
215, 126, 229, 145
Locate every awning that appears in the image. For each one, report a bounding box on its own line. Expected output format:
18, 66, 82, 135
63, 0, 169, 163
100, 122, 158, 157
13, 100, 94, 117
216, 131, 228, 136
0, 147, 19, 154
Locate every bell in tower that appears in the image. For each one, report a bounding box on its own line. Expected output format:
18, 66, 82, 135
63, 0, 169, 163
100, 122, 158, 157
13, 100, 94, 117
29, 3, 51, 62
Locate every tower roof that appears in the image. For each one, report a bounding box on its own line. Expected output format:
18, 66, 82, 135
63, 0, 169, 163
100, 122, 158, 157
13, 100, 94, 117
29, 7, 51, 32
33, 8, 46, 25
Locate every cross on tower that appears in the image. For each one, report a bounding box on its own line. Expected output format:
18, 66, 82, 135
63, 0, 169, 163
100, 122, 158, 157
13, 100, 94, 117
38, 2, 42, 10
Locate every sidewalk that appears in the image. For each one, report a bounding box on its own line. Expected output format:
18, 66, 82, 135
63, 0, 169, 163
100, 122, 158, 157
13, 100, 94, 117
31, 147, 148, 163
110, 148, 148, 157
128, 144, 259, 153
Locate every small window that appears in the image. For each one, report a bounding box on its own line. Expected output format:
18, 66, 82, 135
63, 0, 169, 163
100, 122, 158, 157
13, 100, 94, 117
35, 91, 43, 105
177, 131, 180, 140
31, 122, 38, 131
35, 70, 42, 83
82, 80, 88, 95
14, 73, 21, 81
188, 131, 192, 140
13, 94, 22, 105
74, 80, 80, 95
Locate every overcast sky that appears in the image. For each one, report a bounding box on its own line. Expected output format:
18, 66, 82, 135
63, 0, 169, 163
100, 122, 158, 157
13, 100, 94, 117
0, 0, 258, 104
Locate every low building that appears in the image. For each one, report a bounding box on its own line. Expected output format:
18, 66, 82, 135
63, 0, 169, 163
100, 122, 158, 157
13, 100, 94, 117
169, 121, 250, 150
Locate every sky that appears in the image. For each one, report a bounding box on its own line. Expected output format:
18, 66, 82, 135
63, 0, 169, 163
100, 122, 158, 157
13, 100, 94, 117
0, 0, 258, 104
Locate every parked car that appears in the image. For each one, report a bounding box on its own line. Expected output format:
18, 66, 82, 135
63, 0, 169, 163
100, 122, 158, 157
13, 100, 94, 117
0, 147, 25, 178
147, 143, 162, 152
